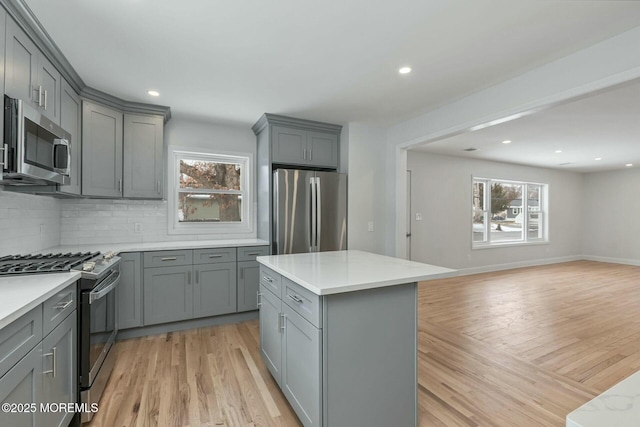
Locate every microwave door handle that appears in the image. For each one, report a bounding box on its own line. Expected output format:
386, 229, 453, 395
52, 138, 70, 174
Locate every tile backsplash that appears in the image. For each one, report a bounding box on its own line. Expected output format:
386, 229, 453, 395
0, 189, 62, 256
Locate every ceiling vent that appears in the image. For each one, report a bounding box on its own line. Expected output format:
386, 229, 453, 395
462, 148, 478, 152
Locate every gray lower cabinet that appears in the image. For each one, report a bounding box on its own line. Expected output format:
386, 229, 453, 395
237, 260, 260, 312
82, 101, 124, 197
0, 287, 77, 427
258, 285, 282, 386
40, 313, 76, 427
123, 114, 164, 199
193, 262, 236, 318
143, 265, 192, 325
118, 252, 143, 329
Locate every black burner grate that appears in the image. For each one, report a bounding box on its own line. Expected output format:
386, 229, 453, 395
0, 252, 99, 276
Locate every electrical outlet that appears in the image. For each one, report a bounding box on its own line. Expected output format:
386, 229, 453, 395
134, 223, 142, 233
368, 221, 374, 232
415, 213, 423, 221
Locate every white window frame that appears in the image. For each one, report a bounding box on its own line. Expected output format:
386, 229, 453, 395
472, 177, 548, 248
167, 146, 253, 235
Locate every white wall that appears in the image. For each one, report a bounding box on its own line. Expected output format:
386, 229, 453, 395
59, 116, 258, 246
386, 27, 640, 257
582, 168, 640, 264
407, 152, 583, 272
0, 189, 61, 256
346, 122, 387, 254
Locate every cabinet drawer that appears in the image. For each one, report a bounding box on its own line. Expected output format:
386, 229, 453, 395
144, 250, 192, 268
237, 246, 269, 262
193, 248, 236, 264
42, 283, 76, 337
0, 306, 43, 379
282, 277, 322, 328
260, 266, 282, 297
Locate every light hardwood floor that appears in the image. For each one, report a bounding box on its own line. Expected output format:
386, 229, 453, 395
89, 261, 640, 426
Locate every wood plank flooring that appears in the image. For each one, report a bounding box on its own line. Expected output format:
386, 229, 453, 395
89, 260, 640, 426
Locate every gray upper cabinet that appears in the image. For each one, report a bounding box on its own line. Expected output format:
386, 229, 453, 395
118, 252, 143, 330
193, 262, 237, 318
4, 18, 61, 125
272, 126, 339, 169
123, 114, 164, 199
59, 80, 82, 195
82, 101, 123, 197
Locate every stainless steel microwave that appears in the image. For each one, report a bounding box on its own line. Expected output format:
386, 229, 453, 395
1, 95, 71, 185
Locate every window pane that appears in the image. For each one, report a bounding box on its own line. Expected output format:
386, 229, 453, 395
473, 181, 485, 211
179, 159, 241, 191
527, 184, 542, 239
490, 182, 523, 242
528, 212, 542, 239
178, 193, 242, 222
473, 210, 487, 243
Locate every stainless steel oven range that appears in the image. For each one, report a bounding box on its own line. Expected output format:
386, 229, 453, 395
75, 252, 121, 423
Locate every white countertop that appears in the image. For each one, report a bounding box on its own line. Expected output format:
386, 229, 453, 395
567, 370, 640, 427
40, 238, 269, 255
0, 272, 81, 329
257, 250, 456, 295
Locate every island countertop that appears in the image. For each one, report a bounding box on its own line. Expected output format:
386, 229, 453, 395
256, 250, 456, 295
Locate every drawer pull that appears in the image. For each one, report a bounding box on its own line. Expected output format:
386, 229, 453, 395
246, 252, 261, 256
161, 257, 177, 261
263, 276, 273, 283
287, 294, 303, 303
43, 347, 57, 378
54, 300, 73, 310
209, 254, 224, 258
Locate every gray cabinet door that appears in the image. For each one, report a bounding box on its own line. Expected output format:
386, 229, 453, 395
118, 252, 143, 330
272, 126, 307, 165
123, 114, 164, 199
237, 260, 260, 312
40, 312, 76, 427
143, 265, 193, 325
193, 263, 237, 318
0, 345, 42, 427
281, 304, 321, 427
4, 18, 39, 108
37, 55, 62, 125
259, 285, 282, 386
307, 131, 338, 169
59, 80, 82, 195
82, 101, 123, 197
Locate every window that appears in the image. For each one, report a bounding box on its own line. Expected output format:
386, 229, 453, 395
472, 178, 547, 247
168, 148, 252, 235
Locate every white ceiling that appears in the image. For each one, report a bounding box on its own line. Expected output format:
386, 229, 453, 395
410, 81, 640, 173
23, 0, 640, 127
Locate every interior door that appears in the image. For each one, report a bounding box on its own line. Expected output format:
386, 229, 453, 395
273, 169, 313, 254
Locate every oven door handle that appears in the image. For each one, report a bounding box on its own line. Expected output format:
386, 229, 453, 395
89, 271, 121, 304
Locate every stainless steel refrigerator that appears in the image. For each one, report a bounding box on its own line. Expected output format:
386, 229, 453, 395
273, 169, 347, 254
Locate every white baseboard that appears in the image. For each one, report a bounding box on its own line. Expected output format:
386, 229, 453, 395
456, 255, 583, 276
581, 255, 640, 267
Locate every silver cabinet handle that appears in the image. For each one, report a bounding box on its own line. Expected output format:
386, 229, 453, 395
263, 276, 273, 283
54, 300, 73, 310
118, 179, 122, 193
303, 148, 307, 160
35, 85, 43, 106
279, 313, 285, 332
239, 267, 244, 280
195, 270, 199, 284
44, 89, 48, 110
246, 252, 261, 256
43, 347, 57, 377
209, 254, 224, 259
287, 294, 303, 303
309, 149, 312, 161
157, 180, 161, 194
257, 291, 262, 308
161, 257, 177, 261
0, 144, 7, 168
187, 271, 192, 284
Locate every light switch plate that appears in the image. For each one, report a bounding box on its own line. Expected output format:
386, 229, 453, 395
368, 221, 374, 232
415, 213, 423, 221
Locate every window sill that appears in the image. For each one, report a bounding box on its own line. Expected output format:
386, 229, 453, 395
472, 240, 549, 250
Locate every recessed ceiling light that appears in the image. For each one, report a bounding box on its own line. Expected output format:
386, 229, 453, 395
555, 150, 562, 153
399, 67, 412, 74
594, 157, 602, 161
147, 90, 160, 97
502, 140, 511, 144
626, 163, 633, 167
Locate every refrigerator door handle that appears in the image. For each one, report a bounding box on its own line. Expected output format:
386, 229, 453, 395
310, 177, 317, 252
316, 176, 322, 251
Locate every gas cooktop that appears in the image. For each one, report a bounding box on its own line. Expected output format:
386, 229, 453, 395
0, 252, 100, 276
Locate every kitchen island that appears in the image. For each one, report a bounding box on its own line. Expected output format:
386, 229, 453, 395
256, 250, 456, 427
